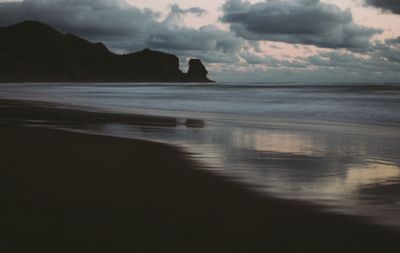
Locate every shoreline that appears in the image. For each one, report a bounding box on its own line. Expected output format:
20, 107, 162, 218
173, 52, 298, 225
2, 99, 400, 252
2, 125, 400, 252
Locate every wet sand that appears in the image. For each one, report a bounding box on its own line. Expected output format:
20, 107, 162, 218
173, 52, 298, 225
1, 100, 400, 252
0, 99, 178, 127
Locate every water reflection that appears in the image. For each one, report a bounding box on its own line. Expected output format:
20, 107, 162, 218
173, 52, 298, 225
233, 130, 326, 155
293, 159, 400, 202
100, 121, 400, 229
343, 162, 400, 192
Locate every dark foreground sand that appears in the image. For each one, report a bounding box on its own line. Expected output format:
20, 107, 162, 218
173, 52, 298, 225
1, 101, 400, 252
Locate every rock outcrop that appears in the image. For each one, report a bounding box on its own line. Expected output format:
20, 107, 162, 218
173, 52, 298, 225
0, 21, 214, 83
185, 59, 212, 82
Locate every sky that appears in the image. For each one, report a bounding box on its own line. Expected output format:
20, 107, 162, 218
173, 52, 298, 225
0, 0, 399, 82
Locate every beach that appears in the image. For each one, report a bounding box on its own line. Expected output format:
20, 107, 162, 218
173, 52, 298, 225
1, 99, 400, 252
0, 0, 399, 251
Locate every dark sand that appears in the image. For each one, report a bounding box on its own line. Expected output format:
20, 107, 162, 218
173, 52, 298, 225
1, 101, 400, 252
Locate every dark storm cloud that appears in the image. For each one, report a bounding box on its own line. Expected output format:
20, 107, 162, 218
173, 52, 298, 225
221, 0, 381, 49
0, 0, 244, 61
365, 0, 400, 14
0, 0, 158, 43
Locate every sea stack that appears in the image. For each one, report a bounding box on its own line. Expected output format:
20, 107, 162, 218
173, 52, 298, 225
186, 59, 213, 83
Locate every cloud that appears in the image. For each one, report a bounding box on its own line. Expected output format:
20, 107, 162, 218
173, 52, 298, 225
169, 4, 206, 16
163, 4, 206, 27
364, 0, 400, 14
240, 51, 309, 68
0, 0, 244, 62
221, 0, 381, 49
225, 41, 400, 82
148, 25, 244, 53
0, 0, 398, 82
212, 52, 400, 83
386, 37, 400, 45
371, 37, 400, 63
305, 50, 400, 74
0, 0, 158, 46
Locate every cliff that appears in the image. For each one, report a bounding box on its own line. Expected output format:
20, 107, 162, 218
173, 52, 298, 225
0, 21, 213, 83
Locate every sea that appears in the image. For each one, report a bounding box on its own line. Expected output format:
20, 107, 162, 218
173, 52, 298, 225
1, 82, 400, 229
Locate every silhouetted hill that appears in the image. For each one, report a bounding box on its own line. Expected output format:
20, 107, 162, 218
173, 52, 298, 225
0, 21, 213, 83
